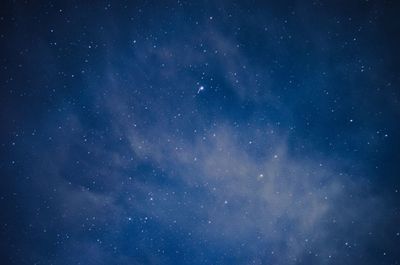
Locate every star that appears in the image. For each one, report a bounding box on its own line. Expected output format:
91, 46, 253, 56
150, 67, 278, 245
197, 86, 204, 94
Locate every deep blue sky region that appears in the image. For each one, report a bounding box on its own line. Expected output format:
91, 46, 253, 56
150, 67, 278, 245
1, 1, 400, 264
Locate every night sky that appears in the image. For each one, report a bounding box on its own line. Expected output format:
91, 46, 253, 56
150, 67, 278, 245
1, 1, 400, 264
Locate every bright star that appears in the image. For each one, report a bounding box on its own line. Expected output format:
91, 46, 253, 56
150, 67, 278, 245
197, 86, 204, 94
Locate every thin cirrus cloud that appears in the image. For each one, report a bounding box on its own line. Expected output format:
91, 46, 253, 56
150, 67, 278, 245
16, 16, 388, 265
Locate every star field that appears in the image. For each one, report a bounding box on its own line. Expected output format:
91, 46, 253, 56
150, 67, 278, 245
1, 1, 400, 265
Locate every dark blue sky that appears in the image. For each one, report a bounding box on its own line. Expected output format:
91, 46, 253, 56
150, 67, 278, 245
1, 1, 400, 264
